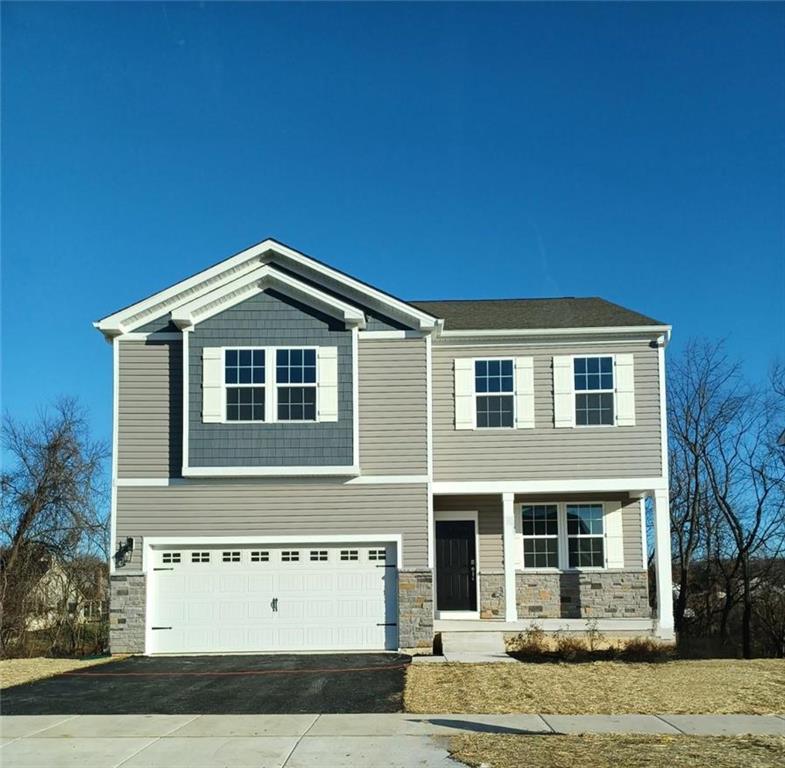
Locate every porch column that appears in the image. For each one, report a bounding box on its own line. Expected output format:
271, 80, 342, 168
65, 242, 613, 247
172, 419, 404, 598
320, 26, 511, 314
652, 489, 674, 640
502, 492, 518, 622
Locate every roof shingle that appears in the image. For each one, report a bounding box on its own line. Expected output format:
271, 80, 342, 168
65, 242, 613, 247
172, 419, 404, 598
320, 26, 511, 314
408, 297, 665, 331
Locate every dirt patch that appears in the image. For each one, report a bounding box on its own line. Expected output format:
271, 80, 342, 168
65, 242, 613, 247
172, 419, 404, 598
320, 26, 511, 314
0, 656, 121, 689
405, 659, 785, 714
449, 734, 785, 768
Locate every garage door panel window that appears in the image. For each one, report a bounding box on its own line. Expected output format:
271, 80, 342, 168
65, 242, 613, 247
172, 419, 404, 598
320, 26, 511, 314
368, 549, 386, 561
192, 552, 210, 563
251, 551, 269, 562
162, 552, 181, 564
310, 550, 328, 561
222, 551, 241, 563
281, 550, 300, 562
340, 549, 359, 561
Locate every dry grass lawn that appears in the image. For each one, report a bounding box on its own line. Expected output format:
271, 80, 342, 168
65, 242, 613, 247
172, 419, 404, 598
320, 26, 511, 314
0, 656, 119, 689
449, 734, 785, 768
405, 659, 785, 714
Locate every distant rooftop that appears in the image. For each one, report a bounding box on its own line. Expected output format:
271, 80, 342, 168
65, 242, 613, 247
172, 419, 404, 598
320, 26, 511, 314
408, 297, 665, 331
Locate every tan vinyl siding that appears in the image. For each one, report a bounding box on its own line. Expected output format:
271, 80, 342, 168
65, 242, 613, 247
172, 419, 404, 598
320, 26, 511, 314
434, 495, 503, 570
623, 497, 645, 569
432, 340, 662, 481
358, 338, 427, 475
117, 339, 182, 478
116, 480, 429, 568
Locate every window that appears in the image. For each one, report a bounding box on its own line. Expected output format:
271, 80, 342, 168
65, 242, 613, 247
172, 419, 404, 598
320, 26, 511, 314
191, 552, 210, 563
574, 357, 614, 426
368, 549, 386, 561
310, 550, 328, 561
475, 359, 514, 428
567, 504, 605, 567
250, 551, 269, 562
521, 505, 559, 568
281, 550, 299, 562
340, 549, 359, 561
162, 552, 181, 564
226, 349, 265, 422
276, 349, 317, 421
222, 551, 241, 563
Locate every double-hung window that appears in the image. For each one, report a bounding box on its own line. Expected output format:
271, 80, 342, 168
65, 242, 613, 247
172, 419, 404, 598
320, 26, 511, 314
521, 504, 559, 568
475, 359, 514, 428
225, 349, 265, 422
276, 348, 317, 421
574, 356, 614, 426
566, 503, 605, 567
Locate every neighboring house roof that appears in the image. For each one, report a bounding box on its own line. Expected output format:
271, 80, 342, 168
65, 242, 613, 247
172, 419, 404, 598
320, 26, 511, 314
409, 297, 666, 332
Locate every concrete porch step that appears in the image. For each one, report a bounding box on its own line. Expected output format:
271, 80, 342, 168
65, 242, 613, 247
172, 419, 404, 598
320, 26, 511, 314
440, 630, 506, 655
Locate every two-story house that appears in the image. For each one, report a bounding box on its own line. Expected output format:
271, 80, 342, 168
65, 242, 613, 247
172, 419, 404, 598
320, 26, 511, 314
95, 239, 674, 655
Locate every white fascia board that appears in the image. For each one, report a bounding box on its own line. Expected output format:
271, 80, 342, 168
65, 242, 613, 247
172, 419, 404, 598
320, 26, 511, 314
182, 464, 360, 478
170, 264, 366, 330
95, 238, 438, 336
432, 477, 669, 495
438, 325, 672, 339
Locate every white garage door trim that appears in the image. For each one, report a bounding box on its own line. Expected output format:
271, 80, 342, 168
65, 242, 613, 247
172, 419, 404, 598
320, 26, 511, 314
143, 534, 402, 655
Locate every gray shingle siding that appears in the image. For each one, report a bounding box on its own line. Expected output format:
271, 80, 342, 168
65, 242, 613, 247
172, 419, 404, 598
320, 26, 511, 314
188, 290, 354, 468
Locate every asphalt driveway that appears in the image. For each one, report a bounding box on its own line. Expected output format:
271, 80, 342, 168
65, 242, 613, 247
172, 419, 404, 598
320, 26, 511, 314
0, 654, 411, 716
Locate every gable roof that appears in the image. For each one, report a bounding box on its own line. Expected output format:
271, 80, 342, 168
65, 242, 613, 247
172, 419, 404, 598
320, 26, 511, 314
409, 297, 667, 333
94, 238, 439, 337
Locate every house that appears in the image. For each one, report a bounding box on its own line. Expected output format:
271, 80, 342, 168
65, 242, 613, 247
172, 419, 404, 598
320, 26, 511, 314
94, 238, 674, 655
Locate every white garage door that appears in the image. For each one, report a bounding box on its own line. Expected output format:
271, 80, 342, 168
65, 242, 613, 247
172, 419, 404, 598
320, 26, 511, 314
147, 543, 398, 654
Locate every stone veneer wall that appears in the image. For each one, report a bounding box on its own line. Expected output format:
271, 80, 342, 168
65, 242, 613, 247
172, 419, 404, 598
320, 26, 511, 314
516, 570, 650, 619
398, 569, 434, 649
110, 574, 146, 654
479, 571, 505, 619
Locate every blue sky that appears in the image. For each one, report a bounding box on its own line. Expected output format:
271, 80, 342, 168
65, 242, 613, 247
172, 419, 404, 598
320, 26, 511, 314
2, 2, 784, 445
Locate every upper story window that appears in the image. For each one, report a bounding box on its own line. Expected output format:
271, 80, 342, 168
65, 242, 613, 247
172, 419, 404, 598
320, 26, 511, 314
276, 349, 317, 421
566, 503, 605, 567
521, 504, 559, 568
225, 349, 265, 422
475, 359, 514, 428
574, 356, 614, 426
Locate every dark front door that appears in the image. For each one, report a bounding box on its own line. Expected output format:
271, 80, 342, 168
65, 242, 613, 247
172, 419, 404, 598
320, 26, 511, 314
435, 520, 477, 611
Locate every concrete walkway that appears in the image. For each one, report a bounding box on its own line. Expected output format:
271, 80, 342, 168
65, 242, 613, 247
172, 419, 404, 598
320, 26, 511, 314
2, 713, 784, 767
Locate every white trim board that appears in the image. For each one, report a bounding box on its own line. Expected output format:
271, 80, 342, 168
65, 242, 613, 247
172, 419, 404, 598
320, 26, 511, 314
95, 238, 438, 336
438, 325, 671, 339
432, 477, 668, 495
182, 465, 360, 478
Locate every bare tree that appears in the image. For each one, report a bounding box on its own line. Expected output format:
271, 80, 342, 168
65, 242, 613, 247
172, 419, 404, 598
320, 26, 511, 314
0, 399, 109, 655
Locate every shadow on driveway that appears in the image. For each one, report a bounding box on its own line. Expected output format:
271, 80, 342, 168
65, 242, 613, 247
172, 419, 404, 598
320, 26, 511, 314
1, 653, 411, 715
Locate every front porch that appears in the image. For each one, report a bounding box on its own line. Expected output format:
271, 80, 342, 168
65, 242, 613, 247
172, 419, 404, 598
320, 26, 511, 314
429, 484, 673, 641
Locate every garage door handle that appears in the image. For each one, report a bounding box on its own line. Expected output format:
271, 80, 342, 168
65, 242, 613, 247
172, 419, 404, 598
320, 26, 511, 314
376, 564, 396, 568
152, 626, 172, 630
153, 567, 174, 571
271, 598, 278, 613
377, 623, 397, 627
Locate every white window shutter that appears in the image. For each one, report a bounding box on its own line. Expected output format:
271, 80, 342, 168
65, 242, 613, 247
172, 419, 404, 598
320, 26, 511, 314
604, 501, 625, 568
514, 357, 535, 429
202, 347, 223, 423
454, 358, 475, 430
553, 356, 574, 428
615, 353, 636, 426
317, 346, 339, 422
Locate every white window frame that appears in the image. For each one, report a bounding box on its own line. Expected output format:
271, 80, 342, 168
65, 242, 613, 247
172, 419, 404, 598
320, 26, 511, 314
221, 345, 319, 424
565, 502, 607, 570
473, 357, 516, 430
572, 354, 616, 428
520, 503, 560, 570
274, 346, 319, 424
516, 501, 609, 572
224, 347, 267, 424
